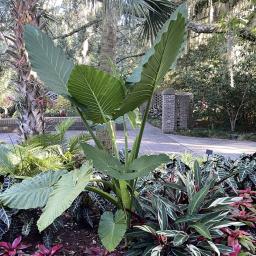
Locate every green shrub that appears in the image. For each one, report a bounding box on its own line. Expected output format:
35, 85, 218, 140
128, 155, 256, 255
238, 133, 256, 142
0, 119, 90, 177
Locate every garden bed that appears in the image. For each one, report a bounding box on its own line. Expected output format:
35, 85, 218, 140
1, 151, 256, 255
8, 218, 99, 255
174, 128, 256, 141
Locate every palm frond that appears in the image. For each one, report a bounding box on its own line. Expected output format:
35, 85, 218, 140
140, 0, 181, 42
55, 118, 75, 139
117, 0, 181, 41
24, 119, 75, 149
122, 0, 181, 41
24, 134, 63, 148
12, 144, 64, 176
68, 133, 91, 154
86, 0, 181, 41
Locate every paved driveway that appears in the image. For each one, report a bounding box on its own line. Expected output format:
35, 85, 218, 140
116, 124, 256, 158
1, 124, 256, 158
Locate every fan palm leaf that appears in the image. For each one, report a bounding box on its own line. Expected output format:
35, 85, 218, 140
87, 0, 180, 40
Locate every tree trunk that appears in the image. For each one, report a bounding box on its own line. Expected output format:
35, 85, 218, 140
186, 0, 195, 52
227, 29, 235, 88
230, 118, 237, 132
99, 6, 117, 72
96, 5, 117, 152
8, 0, 45, 141
208, 0, 214, 24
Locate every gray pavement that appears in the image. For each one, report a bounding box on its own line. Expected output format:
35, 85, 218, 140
0, 123, 256, 159
116, 124, 256, 159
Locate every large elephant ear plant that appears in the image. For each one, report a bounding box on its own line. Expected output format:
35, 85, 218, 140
0, 3, 187, 252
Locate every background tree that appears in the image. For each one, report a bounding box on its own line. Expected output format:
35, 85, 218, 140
157, 0, 256, 133
79, 0, 180, 151
2, 0, 47, 140
171, 34, 256, 132
1, 0, 255, 136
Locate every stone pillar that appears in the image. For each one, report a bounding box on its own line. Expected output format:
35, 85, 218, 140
162, 89, 176, 133
96, 124, 113, 152
188, 93, 194, 128
139, 102, 147, 117
178, 94, 190, 129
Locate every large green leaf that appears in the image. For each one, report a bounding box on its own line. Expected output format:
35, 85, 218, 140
213, 221, 244, 229
187, 179, 215, 215
249, 173, 256, 185
98, 210, 127, 252
201, 211, 229, 226
127, 154, 170, 180
208, 197, 241, 208
24, 25, 74, 96
208, 241, 220, 256
190, 223, 211, 240
238, 160, 255, 181
173, 232, 189, 247
157, 230, 188, 240
81, 143, 170, 180
81, 143, 124, 175
157, 197, 168, 230
175, 214, 207, 224
37, 162, 92, 231
135, 225, 157, 235
187, 245, 202, 256
151, 245, 163, 256
0, 171, 66, 209
194, 160, 201, 188
0, 145, 14, 174
68, 65, 125, 123
157, 196, 180, 220
116, 4, 186, 116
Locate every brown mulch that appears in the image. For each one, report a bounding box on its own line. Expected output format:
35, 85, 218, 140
58, 223, 98, 255
20, 220, 124, 256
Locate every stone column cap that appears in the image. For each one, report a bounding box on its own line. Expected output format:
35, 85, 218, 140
162, 88, 175, 95
175, 92, 193, 96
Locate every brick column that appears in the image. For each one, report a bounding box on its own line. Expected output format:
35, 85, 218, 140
162, 89, 176, 133
179, 94, 190, 129
188, 93, 194, 128
96, 124, 113, 152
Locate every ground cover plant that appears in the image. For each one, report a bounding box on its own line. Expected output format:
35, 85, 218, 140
0, 152, 256, 254
0, 235, 62, 256
126, 155, 256, 255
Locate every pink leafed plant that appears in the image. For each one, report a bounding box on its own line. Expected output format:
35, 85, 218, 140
85, 246, 121, 256
0, 236, 31, 256
222, 228, 255, 256
32, 244, 63, 256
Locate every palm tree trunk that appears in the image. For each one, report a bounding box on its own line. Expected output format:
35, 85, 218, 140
186, 0, 195, 52
227, 29, 235, 88
99, 6, 117, 72
8, 0, 45, 141
208, 0, 214, 24
96, 5, 118, 152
